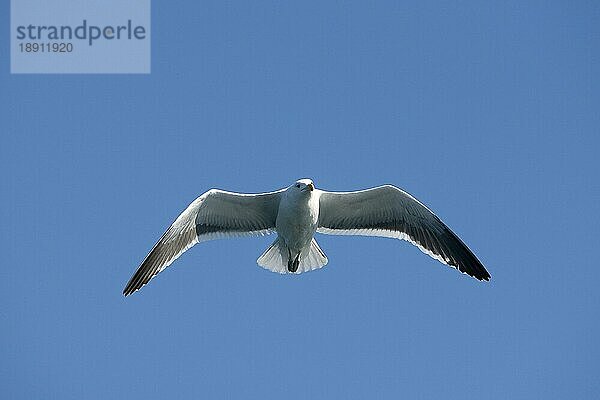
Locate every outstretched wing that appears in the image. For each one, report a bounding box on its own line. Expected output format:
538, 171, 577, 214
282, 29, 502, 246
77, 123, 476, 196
123, 189, 283, 296
317, 185, 490, 281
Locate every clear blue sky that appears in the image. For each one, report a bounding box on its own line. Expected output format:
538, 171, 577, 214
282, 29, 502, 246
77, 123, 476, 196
2, 1, 598, 398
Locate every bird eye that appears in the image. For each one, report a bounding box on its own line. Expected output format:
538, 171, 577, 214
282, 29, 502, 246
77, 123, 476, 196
296, 184, 300, 188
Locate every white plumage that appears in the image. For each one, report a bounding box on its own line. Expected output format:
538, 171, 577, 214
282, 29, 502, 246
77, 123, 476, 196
123, 179, 489, 296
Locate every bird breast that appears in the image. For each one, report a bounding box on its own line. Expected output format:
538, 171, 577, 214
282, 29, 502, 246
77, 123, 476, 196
276, 193, 319, 250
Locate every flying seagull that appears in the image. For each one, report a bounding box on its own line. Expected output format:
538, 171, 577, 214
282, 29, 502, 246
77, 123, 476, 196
123, 179, 489, 296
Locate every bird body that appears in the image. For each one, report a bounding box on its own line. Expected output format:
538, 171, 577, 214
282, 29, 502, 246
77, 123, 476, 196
123, 179, 490, 296
275, 179, 319, 272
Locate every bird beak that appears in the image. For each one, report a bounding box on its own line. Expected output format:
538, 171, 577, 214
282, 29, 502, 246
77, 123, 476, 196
302, 183, 315, 192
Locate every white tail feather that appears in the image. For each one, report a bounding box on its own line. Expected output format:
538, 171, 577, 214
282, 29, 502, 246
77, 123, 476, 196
257, 237, 328, 274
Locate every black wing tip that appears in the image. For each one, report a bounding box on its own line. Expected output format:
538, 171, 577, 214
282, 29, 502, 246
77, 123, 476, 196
123, 258, 158, 297
463, 265, 491, 282
455, 269, 490, 282
482, 270, 491, 281
123, 276, 148, 296
475, 272, 491, 282
123, 275, 145, 296
122, 277, 138, 297
122, 285, 136, 297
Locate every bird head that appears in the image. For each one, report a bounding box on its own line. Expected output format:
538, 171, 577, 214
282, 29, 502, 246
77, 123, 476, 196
290, 178, 315, 193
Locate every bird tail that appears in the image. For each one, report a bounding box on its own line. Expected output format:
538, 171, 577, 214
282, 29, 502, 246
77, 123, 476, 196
257, 237, 328, 274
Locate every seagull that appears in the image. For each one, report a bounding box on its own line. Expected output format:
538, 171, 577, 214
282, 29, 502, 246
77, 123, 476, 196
123, 179, 490, 296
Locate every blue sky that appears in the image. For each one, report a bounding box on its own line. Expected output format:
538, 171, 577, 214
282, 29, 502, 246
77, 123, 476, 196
2, 1, 599, 398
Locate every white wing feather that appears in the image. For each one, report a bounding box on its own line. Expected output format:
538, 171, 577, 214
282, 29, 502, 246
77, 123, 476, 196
123, 189, 283, 295
316, 186, 490, 280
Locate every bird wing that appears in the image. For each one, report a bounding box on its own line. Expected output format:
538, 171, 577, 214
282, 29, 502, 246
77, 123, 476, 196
123, 189, 283, 295
316, 185, 490, 281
